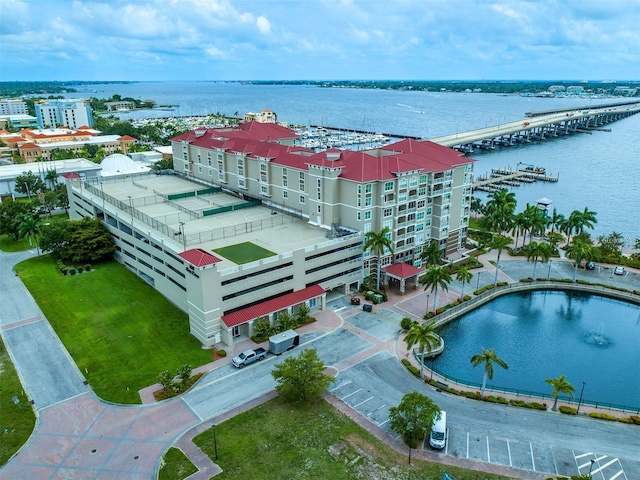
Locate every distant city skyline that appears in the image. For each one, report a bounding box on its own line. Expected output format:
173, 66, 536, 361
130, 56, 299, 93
1, 0, 639, 82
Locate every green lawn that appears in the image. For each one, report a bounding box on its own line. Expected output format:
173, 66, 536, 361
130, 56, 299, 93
0, 234, 31, 252
16, 256, 211, 404
193, 397, 510, 480
214, 241, 276, 264
159, 447, 197, 480
0, 338, 37, 467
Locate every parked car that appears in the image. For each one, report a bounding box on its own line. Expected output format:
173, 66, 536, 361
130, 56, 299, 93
614, 266, 625, 276
232, 348, 267, 368
586, 261, 595, 270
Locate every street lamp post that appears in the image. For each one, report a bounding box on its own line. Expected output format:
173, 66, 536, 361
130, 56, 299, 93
476, 271, 481, 291
588, 459, 595, 477
179, 221, 186, 251
212, 424, 218, 460
576, 381, 586, 414
547, 260, 552, 280
426, 294, 430, 315
407, 425, 413, 465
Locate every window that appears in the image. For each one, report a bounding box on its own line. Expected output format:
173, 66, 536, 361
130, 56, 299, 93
317, 190, 321, 200
260, 163, 267, 172
418, 187, 427, 196
383, 220, 393, 231
198, 166, 202, 173
299, 180, 305, 192
417, 211, 425, 221
317, 204, 321, 213
419, 174, 427, 184
299, 171, 305, 180
384, 181, 394, 191
364, 197, 372, 207
384, 207, 393, 217
260, 185, 269, 195
283, 191, 288, 199
364, 223, 372, 233
217, 160, 224, 172
283, 178, 288, 187
299, 195, 305, 204
357, 212, 361, 221
364, 211, 371, 220
398, 193, 407, 203
317, 179, 321, 187
208, 169, 213, 176
283, 167, 287, 175
416, 223, 424, 232
237, 157, 244, 167
365, 183, 372, 193
399, 178, 408, 189
427, 207, 432, 215
217, 153, 223, 161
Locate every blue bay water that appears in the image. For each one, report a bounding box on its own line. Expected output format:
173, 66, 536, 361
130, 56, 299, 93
434, 291, 640, 409
69, 82, 640, 242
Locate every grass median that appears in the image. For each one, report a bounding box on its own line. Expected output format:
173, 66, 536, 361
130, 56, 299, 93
16, 256, 211, 404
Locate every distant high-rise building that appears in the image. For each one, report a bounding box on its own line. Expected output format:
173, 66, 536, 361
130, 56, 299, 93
0, 98, 29, 115
35, 99, 93, 129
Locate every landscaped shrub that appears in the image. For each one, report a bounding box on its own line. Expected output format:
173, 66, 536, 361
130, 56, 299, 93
589, 412, 618, 422
217, 349, 226, 357
84, 264, 91, 271
484, 395, 498, 403
464, 391, 480, 400
629, 415, 640, 425
617, 417, 633, 424
496, 396, 508, 404
559, 406, 577, 415
529, 402, 547, 410
253, 317, 271, 338
77, 265, 83, 273
400, 317, 415, 331
70, 268, 77, 276
510, 399, 528, 407
463, 295, 471, 301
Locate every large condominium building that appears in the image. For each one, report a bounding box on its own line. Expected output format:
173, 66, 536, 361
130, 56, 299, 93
0, 98, 29, 115
171, 122, 474, 266
66, 120, 473, 348
35, 99, 93, 130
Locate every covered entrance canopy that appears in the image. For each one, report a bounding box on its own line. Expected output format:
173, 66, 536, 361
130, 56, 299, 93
221, 284, 326, 328
382, 263, 423, 295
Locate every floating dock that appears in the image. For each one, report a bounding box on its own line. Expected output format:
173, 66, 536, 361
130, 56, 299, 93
473, 166, 558, 192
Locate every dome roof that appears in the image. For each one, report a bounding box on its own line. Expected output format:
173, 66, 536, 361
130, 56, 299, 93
100, 153, 150, 177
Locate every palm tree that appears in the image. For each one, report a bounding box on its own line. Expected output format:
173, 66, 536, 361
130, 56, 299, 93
363, 227, 393, 290
576, 207, 597, 234
17, 213, 41, 256
405, 321, 440, 379
549, 208, 565, 235
470, 347, 508, 398
484, 188, 516, 234
522, 241, 553, 280
489, 234, 513, 286
455, 265, 473, 299
511, 212, 527, 250
565, 237, 594, 282
420, 265, 452, 313
420, 240, 443, 266
545, 374, 575, 411
45, 169, 58, 190
635, 238, 640, 251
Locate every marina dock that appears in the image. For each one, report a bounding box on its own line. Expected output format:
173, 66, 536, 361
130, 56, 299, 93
473, 166, 558, 192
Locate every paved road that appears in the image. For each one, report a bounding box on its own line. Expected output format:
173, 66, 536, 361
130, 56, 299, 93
2, 248, 639, 479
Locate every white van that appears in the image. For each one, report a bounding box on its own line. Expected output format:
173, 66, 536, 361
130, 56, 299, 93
429, 410, 447, 449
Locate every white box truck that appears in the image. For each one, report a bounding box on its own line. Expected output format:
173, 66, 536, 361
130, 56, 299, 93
429, 410, 447, 449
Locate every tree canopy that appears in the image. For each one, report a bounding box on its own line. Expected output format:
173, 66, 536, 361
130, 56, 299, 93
271, 349, 334, 403
39, 216, 115, 262
388, 391, 441, 446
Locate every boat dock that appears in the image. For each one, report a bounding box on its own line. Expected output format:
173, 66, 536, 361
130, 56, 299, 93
473, 166, 558, 192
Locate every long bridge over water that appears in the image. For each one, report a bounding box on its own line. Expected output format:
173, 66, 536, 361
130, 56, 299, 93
429, 100, 640, 153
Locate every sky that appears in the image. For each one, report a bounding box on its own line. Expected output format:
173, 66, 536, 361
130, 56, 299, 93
1, 0, 639, 82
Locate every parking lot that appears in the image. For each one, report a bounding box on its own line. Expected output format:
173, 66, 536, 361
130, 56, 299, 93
329, 350, 639, 479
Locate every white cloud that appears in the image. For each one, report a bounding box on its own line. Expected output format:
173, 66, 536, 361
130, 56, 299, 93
256, 16, 271, 34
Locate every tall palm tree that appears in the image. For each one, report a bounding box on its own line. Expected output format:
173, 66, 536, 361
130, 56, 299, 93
511, 211, 527, 250
489, 234, 513, 286
420, 265, 452, 313
522, 241, 553, 280
545, 374, 575, 411
484, 188, 516, 235
420, 240, 443, 266
455, 265, 473, 299
405, 321, 440, 379
576, 207, 597, 234
363, 227, 393, 290
470, 347, 509, 398
549, 208, 565, 235
565, 237, 594, 282
17, 213, 41, 256
45, 169, 58, 190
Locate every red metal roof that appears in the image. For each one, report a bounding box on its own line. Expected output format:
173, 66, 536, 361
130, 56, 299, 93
222, 284, 325, 328
61, 172, 81, 179
178, 248, 222, 268
382, 262, 423, 279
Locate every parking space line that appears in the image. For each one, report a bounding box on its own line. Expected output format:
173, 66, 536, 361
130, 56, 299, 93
610, 469, 626, 480
366, 404, 386, 416
330, 380, 351, 392
378, 418, 390, 427
353, 396, 373, 408
506, 439, 512, 467
592, 458, 617, 475
579, 461, 595, 470
530, 443, 536, 471
342, 388, 362, 399
486, 436, 491, 462
466, 432, 469, 459
595, 455, 608, 463
576, 452, 594, 459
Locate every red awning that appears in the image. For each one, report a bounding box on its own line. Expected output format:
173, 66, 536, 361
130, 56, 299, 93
382, 262, 423, 279
222, 284, 325, 328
